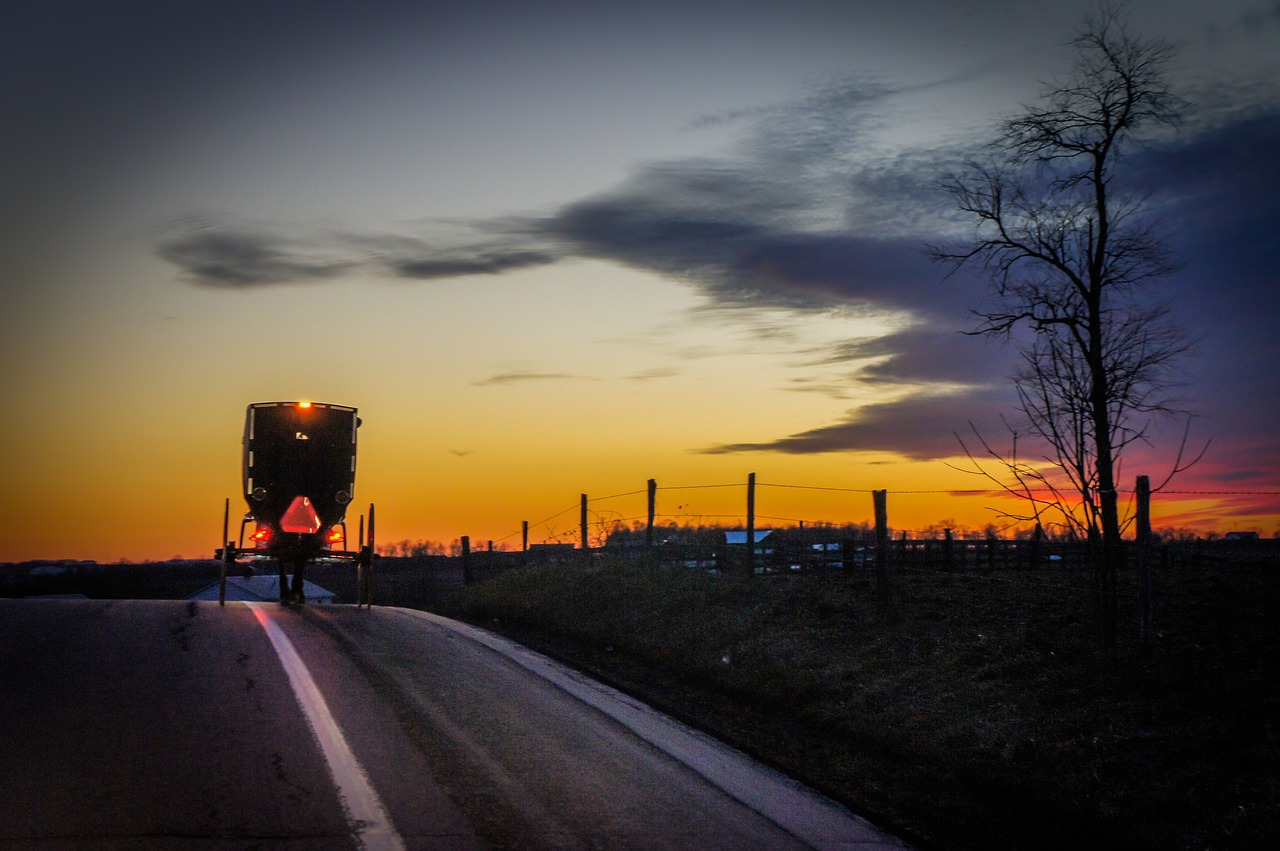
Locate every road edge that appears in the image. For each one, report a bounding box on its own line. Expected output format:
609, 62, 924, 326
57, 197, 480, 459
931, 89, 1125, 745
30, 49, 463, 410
393, 607, 913, 851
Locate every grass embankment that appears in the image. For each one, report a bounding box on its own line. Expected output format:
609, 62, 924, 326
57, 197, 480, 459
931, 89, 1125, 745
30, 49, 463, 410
437, 557, 1280, 850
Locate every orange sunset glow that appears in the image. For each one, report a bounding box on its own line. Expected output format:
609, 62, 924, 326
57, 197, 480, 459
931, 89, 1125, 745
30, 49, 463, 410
3, 1, 1277, 563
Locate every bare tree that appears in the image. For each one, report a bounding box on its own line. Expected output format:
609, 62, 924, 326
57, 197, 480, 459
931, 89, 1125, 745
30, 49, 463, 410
934, 6, 1193, 646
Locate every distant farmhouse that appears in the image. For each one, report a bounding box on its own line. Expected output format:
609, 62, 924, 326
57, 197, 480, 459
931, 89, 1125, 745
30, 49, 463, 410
723, 529, 775, 554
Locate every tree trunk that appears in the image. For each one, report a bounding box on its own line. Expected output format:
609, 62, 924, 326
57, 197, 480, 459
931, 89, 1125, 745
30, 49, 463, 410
1090, 339, 1121, 649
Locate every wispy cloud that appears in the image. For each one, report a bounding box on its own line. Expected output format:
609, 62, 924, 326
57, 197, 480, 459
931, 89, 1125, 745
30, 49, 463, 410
157, 225, 353, 287
626, 368, 680, 381
472, 368, 678, 387
158, 222, 561, 287
387, 249, 557, 280
820, 325, 1007, 386
471, 371, 587, 387
158, 75, 940, 306
702, 388, 1011, 461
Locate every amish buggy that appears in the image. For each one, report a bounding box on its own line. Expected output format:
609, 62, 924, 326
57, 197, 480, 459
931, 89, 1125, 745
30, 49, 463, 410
216, 401, 375, 605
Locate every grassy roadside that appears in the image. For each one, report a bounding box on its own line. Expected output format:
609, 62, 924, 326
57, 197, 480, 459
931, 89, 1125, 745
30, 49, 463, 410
435, 556, 1280, 850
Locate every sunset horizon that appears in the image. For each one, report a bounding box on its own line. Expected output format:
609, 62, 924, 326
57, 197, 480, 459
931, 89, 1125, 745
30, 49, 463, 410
3, 0, 1277, 563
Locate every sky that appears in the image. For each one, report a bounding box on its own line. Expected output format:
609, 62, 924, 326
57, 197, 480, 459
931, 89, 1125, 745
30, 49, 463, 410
2, 0, 1278, 562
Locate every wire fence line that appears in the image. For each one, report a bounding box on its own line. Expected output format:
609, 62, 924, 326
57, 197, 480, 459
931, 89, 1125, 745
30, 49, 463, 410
367, 478, 1278, 651
441, 474, 1280, 553
403, 519, 1280, 592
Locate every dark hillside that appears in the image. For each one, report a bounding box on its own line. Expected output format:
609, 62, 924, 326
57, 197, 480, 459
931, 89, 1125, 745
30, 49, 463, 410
7, 549, 1277, 848
437, 556, 1280, 850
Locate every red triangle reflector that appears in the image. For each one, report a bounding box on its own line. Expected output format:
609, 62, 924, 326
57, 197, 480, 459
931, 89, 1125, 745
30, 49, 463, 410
280, 496, 322, 534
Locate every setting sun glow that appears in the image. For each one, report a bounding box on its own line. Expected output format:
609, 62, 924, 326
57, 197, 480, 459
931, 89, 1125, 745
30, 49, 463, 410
2, 1, 1276, 562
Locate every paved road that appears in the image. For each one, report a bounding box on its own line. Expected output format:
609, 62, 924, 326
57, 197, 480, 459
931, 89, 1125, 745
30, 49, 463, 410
0, 599, 909, 850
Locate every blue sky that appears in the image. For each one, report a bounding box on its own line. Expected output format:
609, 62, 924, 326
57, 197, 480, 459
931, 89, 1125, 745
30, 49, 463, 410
3, 0, 1278, 558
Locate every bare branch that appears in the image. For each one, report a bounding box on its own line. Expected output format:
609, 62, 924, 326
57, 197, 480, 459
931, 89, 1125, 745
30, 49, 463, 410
935, 8, 1192, 563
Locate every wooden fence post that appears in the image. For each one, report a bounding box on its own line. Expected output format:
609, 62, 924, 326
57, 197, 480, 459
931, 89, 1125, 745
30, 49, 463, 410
357, 511, 368, 606
746, 472, 757, 578
219, 498, 230, 607
873, 490, 890, 605
1029, 522, 1044, 570
646, 478, 657, 552
580, 493, 589, 559
360, 504, 376, 608
1137, 475, 1153, 649
461, 535, 472, 586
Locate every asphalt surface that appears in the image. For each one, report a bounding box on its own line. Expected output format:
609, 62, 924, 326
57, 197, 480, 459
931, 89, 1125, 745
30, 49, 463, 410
0, 599, 910, 850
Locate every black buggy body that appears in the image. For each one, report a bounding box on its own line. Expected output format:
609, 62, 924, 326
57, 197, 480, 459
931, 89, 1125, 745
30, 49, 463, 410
244, 400, 358, 561
217, 400, 374, 605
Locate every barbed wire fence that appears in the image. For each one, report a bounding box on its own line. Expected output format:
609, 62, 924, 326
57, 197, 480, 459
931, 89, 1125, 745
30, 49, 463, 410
424, 473, 1280, 558
361, 475, 1280, 656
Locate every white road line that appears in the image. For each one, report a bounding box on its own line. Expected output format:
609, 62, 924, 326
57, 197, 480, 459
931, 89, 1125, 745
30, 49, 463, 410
247, 602, 406, 851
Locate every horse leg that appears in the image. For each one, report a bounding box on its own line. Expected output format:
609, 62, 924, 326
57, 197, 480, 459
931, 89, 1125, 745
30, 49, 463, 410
291, 561, 307, 604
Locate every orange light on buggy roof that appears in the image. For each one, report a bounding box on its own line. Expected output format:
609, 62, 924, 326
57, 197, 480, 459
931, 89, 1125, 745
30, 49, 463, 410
297, 400, 312, 408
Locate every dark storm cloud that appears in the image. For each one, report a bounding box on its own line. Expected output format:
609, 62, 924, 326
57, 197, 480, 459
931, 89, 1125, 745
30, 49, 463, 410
821, 324, 1007, 386
1131, 115, 1280, 391
387, 249, 558, 280
519, 76, 967, 314
703, 388, 1011, 461
783, 111, 1278, 472
159, 74, 932, 302
155, 78, 1280, 467
158, 224, 560, 286
157, 228, 350, 287
155, 78, 1279, 318
1138, 111, 1280, 299
674, 108, 1280, 464
543, 193, 951, 312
